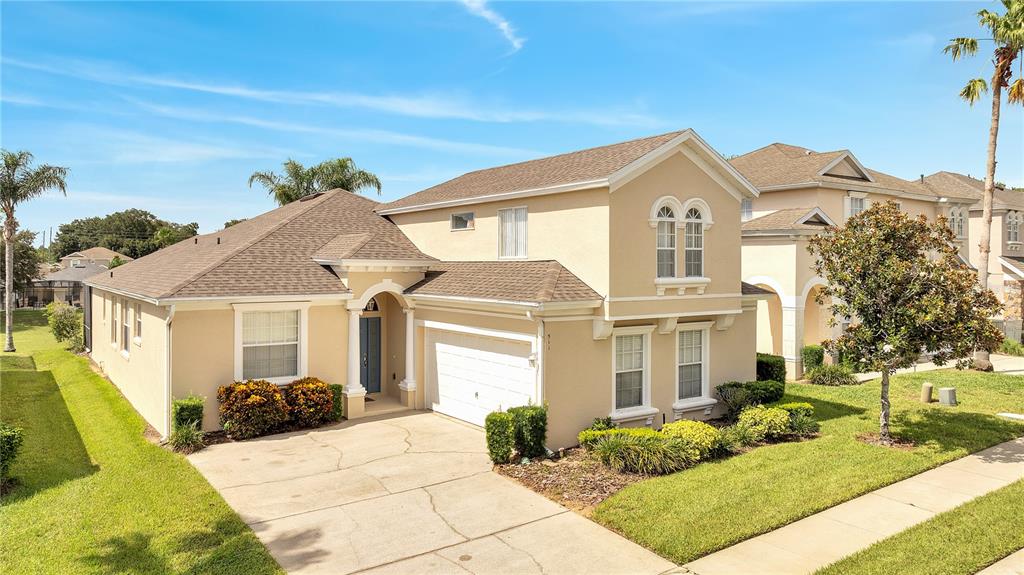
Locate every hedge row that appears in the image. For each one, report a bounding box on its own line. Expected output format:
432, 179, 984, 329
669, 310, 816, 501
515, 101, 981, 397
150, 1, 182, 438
217, 377, 342, 439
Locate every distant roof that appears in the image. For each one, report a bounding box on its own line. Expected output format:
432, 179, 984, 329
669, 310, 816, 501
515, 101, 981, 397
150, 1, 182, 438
378, 130, 757, 214
62, 247, 132, 261
742, 207, 834, 233
730, 143, 974, 202
405, 261, 601, 305
923, 171, 1024, 211
38, 262, 108, 283
86, 190, 433, 301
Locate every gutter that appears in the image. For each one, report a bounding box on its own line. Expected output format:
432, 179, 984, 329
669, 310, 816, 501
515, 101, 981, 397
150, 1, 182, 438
163, 304, 175, 441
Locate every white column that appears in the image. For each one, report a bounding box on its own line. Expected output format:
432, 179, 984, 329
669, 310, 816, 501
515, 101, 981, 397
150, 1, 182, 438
781, 305, 805, 380
399, 308, 417, 391
345, 308, 366, 396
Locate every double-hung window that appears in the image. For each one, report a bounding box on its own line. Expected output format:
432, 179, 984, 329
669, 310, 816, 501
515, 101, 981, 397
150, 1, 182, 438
684, 208, 704, 278
740, 198, 753, 222
242, 310, 300, 381
677, 330, 703, 400
614, 334, 646, 410
110, 298, 117, 345
1009, 212, 1020, 243
656, 206, 676, 278
498, 207, 527, 258
120, 300, 130, 354
849, 197, 866, 217
134, 303, 142, 342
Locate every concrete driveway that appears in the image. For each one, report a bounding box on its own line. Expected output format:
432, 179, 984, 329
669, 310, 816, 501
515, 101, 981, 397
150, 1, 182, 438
189, 411, 678, 575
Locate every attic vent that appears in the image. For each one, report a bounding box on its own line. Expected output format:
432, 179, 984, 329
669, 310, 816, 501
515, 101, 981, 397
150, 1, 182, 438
217, 237, 221, 245
299, 192, 324, 202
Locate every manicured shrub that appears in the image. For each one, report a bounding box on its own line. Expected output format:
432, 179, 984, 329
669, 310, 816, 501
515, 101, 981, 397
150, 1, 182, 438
736, 405, 791, 442
507, 405, 547, 458
718, 423, 758, 453
801, 345, 824, 371
172, 394, 204, 431
217, 379, 289, 439
168, 422, 205, 454
756, 353, 787, 382
283, 377, 334, 428
998, 338, 1024, 356
578, 427, 660, 450
747, 379, 786, 404
789, 413, 820, 436
716, 382, 754, 419
660, 420, 721, 459
809, 364, 858, 386
45, 301, 82, 344
593, 434, 698, 475
485, 411, 516, 464
0, 422, 25, 482
777, 402, 814, 419
329, 384, 344, 421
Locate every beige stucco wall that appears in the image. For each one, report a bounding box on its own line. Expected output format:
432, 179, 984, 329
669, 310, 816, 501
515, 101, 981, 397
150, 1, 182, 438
389, 188, 611, 295
90, 289, 169, 436
748, 186, 939, 225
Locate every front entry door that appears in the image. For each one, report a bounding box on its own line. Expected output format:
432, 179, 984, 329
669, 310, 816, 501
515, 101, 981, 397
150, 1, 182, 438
360, 317, 381, 393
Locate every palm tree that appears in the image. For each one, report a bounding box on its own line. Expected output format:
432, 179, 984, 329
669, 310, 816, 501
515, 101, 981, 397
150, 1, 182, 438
945, 0, 1024, 368
1, 150, 68, 352
248, 158, 382, 206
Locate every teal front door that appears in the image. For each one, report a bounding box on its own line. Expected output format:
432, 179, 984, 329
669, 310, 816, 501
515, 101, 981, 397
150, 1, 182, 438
360, 317, 381, 393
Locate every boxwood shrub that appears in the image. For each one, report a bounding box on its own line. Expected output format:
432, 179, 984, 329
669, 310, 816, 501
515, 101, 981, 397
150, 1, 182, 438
329, 384, 344, 421
0, 422, 25, 482
172, 394, 204, 431
801, 345, 825, 371
284, 377, 334, 428
507, 405, 547, 458
736, 405, 791, 442
716, 380, 785, 418
485, 411, 516, 464
217, 379, 290, 439
777, 402, 814, 419
660, 420, 721, 459
756, 353, 787, 382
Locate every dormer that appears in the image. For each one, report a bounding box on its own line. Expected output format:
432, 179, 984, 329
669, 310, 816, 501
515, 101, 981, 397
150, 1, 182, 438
819, 151, 874, 182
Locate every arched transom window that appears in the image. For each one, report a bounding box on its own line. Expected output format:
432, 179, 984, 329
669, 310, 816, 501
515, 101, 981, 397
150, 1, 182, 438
1009, 211, 1021, 243
656, 206, 676, 278
684, 208, 704, 277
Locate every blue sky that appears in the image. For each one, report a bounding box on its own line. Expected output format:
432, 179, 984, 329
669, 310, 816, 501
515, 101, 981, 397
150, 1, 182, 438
2, 1, 1022, 239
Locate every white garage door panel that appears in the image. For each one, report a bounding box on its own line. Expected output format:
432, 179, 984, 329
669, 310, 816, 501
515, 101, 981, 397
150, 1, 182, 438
426, 329, 537, 427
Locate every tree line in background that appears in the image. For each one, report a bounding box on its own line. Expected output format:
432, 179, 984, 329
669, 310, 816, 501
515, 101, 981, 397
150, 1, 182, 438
49, 209, 199, 261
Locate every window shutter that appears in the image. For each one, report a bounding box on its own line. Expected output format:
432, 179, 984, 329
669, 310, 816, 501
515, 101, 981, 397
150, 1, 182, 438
843, 196, 852, 220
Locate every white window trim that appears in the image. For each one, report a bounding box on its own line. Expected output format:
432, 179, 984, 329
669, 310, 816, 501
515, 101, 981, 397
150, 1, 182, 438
450, 212, 475, 231
673, 321, 717, 416
610, 325, 658, 423
497, 206, 528, 260
233, 302, 311, 385
740, 198, 753, 222
120, 299, 131, 358
133, 302, 143, 346
655, 207, 677, 279
683, 208, 705, 279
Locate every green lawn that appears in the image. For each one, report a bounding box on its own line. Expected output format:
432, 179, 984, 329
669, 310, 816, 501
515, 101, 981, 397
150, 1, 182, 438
593, 371, 1024, 565
0, 310, 282, 575
817, 478, 1024, 575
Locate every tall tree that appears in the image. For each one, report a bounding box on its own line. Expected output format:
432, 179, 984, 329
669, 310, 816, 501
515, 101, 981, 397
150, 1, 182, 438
51, 209, 198, 260
249, 157, 382, 206
809, 202, 1003, 443
944, 0, 1024, 368
1, 150, 68, 352
0, 230, 43, 295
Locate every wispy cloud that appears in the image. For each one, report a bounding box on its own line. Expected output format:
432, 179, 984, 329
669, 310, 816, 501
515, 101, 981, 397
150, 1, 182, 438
5, 56, 658, 127
459, 0, 525, 53
880, 32, 936, 50
57, 125, 291, 164
129, 99, 540, 157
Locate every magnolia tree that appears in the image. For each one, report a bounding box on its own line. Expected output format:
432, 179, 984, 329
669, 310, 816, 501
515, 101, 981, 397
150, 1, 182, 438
808, 201, 1003, 443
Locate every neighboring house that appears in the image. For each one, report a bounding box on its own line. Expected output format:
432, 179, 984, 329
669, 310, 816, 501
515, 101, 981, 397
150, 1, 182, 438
84, 129, 768, 448
60, 247, 132, 269
24, 261, 108, 308
729, 144, 977, 378
924, 172, 1024, 321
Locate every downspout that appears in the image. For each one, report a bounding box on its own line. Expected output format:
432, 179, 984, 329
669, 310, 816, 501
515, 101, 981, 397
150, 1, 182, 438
163, 304, 176, 441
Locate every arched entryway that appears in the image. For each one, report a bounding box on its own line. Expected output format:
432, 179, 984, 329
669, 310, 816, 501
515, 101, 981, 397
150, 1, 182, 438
802, 285, 830, 347
755, 284, 783, 356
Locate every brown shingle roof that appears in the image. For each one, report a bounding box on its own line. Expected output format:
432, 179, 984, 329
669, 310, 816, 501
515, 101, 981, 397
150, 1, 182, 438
742, 207, 833, 232
741, 282, 773, 296
63, 247, 132, 261
312, 231, 437, 262
87, 190, 433, 300
730, 144, 965, 200
405, 261, 601, 304
378, 131, 688, 212
923, 171, 1024, 210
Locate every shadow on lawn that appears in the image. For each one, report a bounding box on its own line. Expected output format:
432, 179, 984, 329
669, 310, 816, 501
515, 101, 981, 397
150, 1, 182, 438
1, 368, 98, 504
9, 309, 48, 330
893, 409, 1024, 459
783, 392, 867, 423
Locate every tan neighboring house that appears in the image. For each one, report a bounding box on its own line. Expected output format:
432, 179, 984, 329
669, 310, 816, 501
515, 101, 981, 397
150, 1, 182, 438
729, 144, 977, 378
60, 247, 132, 269
84, 129, 768, 449
924, 172, 1024, 321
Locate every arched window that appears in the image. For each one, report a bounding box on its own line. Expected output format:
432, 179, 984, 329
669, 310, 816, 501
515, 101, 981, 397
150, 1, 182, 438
956, 209, 965, 238
1010, 211, 1021, 243
684, 208, 704, 277
656, 206, 676, 278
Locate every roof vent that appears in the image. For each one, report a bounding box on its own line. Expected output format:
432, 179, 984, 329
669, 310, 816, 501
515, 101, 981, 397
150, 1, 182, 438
109, 271, 113, 278
217, 237, 221, 245
920, 174, 925, 183
194, 238, 198, 244
805, 150, 811, 155
299, 192, 324, 202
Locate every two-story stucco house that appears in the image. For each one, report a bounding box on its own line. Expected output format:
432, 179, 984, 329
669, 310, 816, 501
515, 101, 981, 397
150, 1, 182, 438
729, 144, 977, 378
924, 171, 1024, 323
60, 246, 132, 269
84, 129, 768, 449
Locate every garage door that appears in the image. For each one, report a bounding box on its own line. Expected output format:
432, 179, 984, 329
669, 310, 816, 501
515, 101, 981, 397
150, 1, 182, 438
425, 326, 537, 426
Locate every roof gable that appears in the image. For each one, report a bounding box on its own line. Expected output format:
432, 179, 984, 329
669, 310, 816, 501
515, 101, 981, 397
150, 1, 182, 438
819, 152, 873, 182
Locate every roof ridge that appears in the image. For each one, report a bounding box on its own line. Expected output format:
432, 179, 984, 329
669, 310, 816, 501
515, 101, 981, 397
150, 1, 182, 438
162, 190, 336, 297
537, 261, 563, 302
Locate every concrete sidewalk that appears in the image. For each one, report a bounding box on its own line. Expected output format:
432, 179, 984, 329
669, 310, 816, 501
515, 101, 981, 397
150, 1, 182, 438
686, 437, 1024, 575
978, 548, 1024, 575
854, 353, 1024, 382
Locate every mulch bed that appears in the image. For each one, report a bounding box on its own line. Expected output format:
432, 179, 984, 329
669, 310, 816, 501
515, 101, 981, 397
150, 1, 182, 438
495, 448, 646, 514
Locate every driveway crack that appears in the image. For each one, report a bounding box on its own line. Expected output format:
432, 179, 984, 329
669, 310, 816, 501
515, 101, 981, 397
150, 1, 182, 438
494, 534, 548, 575
307, 432, 345, 470
425, 487, 470, 541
